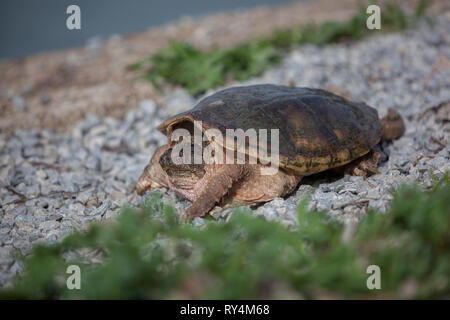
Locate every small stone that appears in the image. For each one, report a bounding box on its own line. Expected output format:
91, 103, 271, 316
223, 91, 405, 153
9, 205, 27, 216
86, 196, 99, 207
31, 207, 47, 219
104, 209, 120, 220
76, 190, 92, 204
271, 198, 284, 206
89, 124, 108, 136
295, 184, 314, 198
45, 230, 62, 242
111, 190, 127, 207
276, 207, 287, 214
101, 158, 115, 172
1, 195, 20, 206
96, 192, 107, 202
38, 220, 60, 231
104, 137, 122, 149
280, 219, 295, 229
68, 202, 86, 214
111, 190, 126, 199
22, 184, 40, 198
36, 169, 47, 180
1, 213, 16, 228
0, 228, 11, 236
85, 156, 101, 171
192, 217, 206, 227
77, 114, 100, 135
139, 100, 156, 115
0, 246, 12, 259
366, 187, 381, 199
86, 199, 110, 216
0, 155, 15, 187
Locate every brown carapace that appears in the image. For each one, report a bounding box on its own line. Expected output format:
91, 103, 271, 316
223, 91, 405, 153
136, 84, 405, 219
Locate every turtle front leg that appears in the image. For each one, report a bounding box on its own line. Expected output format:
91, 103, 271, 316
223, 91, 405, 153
183, 164, 247, 219
333, 151, 380, 178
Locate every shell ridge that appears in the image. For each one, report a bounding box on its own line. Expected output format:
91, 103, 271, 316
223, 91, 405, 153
158, 84, 383, 173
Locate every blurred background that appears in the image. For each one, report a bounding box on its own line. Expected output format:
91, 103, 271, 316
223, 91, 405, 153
0, 0, 297, 59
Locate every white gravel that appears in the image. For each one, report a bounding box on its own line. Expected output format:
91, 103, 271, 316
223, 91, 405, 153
1, 17, 449, 287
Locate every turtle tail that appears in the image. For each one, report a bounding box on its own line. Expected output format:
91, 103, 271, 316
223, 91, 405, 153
380, 108, 405, 141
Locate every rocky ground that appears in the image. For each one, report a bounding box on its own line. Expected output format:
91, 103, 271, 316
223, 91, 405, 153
1, 15, 450, 287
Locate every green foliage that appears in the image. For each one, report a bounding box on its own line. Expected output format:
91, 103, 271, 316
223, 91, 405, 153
130, 2, 428, 96
1, 175, 449, 299
132, 40, 281, 97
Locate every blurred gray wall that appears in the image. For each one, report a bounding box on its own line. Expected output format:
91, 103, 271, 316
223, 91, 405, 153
0, 0, 298, 59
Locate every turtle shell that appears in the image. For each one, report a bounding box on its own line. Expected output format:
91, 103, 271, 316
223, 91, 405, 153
157, 84, 382, 175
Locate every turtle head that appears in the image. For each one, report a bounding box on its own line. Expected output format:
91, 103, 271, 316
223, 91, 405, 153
136, 144, 206, 196
136, 145, 170, 195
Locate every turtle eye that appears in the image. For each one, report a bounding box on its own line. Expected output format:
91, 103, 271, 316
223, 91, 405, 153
159, 148, 175, 170
159, 148, 190, 171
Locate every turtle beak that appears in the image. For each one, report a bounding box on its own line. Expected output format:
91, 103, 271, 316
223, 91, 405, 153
136, 165, 165, 195
136, 171, 152, 195
136, 145, 171, 195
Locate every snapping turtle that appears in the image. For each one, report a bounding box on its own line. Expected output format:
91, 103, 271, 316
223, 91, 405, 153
137, 84, 404, 218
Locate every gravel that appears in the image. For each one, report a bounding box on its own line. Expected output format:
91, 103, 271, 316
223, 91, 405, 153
1, 17, 449, 287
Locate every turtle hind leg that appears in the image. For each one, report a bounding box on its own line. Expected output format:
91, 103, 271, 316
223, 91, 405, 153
381, 108, 405, 141
333, 151, 380, 178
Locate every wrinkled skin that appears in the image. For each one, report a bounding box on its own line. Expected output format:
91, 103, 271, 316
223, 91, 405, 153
137, 144, 302, 218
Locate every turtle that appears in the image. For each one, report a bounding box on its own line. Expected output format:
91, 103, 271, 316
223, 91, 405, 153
136, 84, 405, 218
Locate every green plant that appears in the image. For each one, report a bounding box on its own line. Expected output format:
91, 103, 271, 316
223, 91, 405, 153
1, 173, 448, 299
132, 40, 281, 96
130, 2, 428, 96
